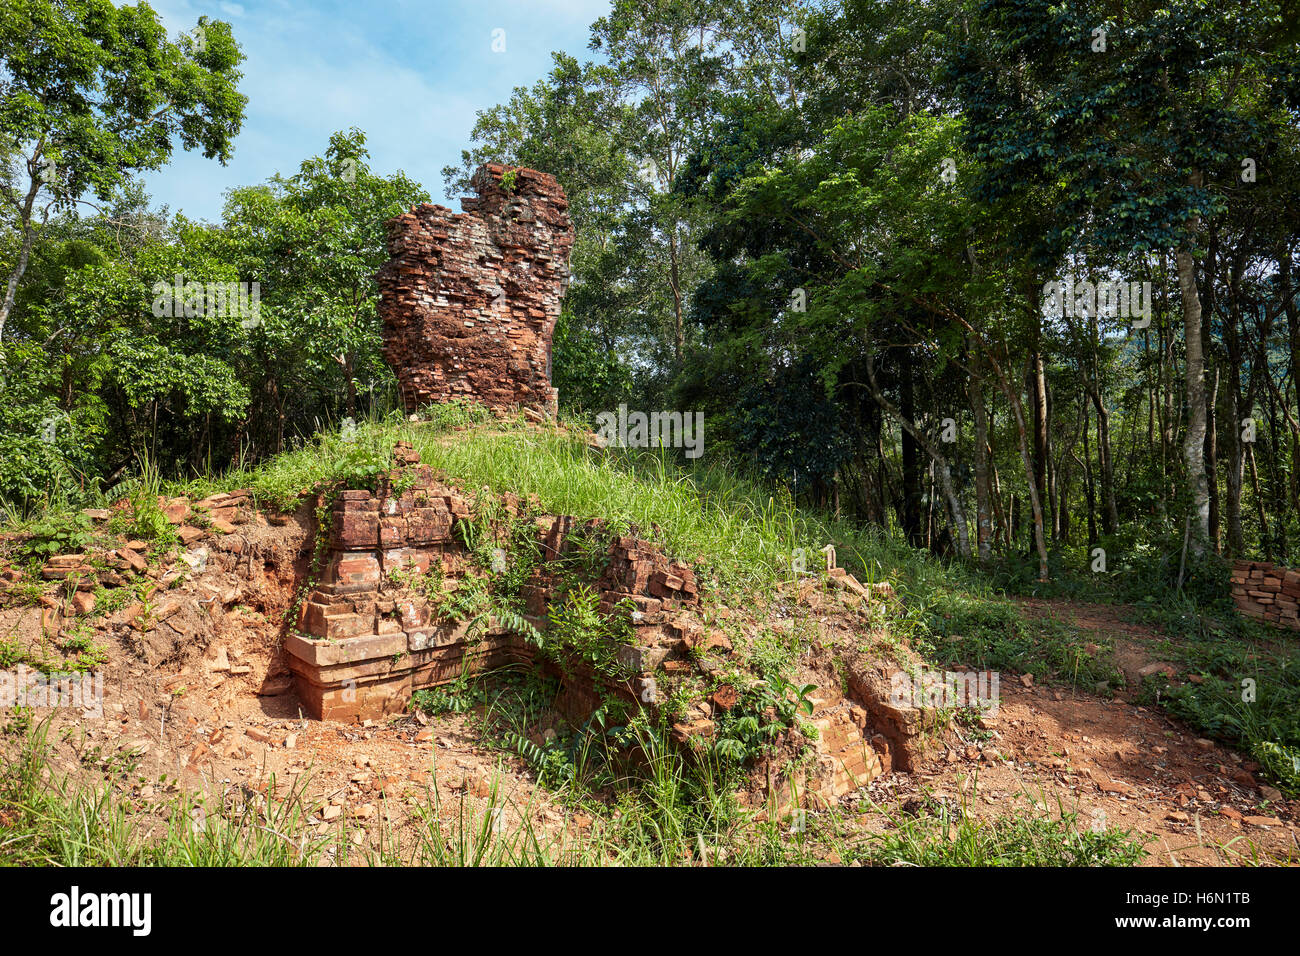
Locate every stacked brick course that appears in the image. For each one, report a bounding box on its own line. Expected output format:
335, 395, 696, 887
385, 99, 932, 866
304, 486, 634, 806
377, 164, 574, 418
1231, 560, 1300, 630
286, 444, 707, 722
285, 453, 526, 720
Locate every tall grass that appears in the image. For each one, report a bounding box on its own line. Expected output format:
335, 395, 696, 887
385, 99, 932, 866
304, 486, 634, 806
850, 801, 1149, 866
0, 721, 326, 865
200, 406, 961, 599
1132, 593, 1300, 795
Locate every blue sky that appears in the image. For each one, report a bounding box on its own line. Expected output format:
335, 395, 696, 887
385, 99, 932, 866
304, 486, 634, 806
141, 0, 612, 221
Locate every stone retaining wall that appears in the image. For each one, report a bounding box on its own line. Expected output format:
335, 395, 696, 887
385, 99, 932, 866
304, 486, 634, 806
1231, 560, 1300, 629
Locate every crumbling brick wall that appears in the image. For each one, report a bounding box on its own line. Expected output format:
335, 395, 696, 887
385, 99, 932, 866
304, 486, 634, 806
286, 443, 704, 722
283, 444, 917, 810
377, 164, 574, 418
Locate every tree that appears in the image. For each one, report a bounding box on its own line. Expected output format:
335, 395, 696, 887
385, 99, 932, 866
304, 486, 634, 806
222, 129, 428, 450
948, 0, 1300, 552
0, 1, 247, 339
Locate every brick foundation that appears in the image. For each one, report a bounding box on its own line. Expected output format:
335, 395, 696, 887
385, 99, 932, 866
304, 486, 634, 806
285, 442, 928, 810
285, 443, 703, 722
1231, 560, 1300, 629
377, 164, 574, 418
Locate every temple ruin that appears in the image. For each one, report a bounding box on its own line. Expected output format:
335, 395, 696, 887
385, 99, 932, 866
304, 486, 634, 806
377, 164, 574, 418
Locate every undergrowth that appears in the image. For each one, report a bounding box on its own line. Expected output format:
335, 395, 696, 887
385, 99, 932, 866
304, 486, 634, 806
4, 403, 1294, 855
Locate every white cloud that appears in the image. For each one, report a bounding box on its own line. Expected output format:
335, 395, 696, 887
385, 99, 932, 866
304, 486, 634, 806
140, 0, 611, 219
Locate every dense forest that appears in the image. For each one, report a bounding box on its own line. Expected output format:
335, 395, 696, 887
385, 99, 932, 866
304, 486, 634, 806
4, 0, 1300, 595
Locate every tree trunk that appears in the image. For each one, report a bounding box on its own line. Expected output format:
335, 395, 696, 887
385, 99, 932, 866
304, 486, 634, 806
1176, 244, 1211, 550
969, 338, 994, 566
0, 162, 45, 342
991, 451, 1010, 551
1204, 229, 1221, 552
995, 356, 1049, 580
1263, 363, 1289, 560
899, 353, 923, 547
1223, 261, 1248, 555
863, 353, 970, 560
1205, 365, 1220, 551
0, 225, 36, 341
1086, 311, 1119, 534
1057, 464, 1070, 544
1223, 375, 1245, 555
1092, 391, 1119, 535
1030, 348, 1049, 518
1247, 442, 1270, 559
1081, 398, 1098, 545
667, 230, 684, 362
1047, 390, 1059, 540
1281, 254, 1300, 511
343, 353, 358, 420
1160, 251, 1178, 511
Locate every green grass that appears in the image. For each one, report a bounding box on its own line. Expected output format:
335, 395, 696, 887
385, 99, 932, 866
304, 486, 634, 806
848, 803, 1148, 867
0, 722, 326, 865
173, 404, 949, 599
918, 590, 1125, 692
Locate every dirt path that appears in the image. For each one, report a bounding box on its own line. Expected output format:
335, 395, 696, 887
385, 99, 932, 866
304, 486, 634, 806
859, 598, 1298, 866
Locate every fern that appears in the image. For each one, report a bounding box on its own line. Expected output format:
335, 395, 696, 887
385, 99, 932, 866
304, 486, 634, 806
493, 608, 543, 646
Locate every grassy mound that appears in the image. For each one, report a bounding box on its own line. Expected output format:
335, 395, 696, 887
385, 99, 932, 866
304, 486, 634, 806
0, 402, 1290, 863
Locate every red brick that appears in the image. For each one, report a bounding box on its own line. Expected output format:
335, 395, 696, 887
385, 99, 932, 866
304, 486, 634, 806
332, 511, 379, 549
326, 554, 381, 592
381, 547, 436, 574
405, 509, 454, 545
379, 516, 406, 547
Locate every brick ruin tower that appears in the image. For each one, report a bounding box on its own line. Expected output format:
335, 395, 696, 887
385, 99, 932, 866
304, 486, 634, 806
377, 164, 575, 418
